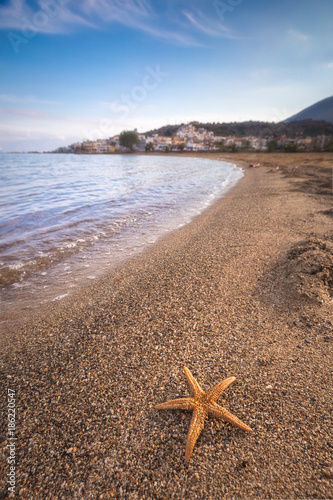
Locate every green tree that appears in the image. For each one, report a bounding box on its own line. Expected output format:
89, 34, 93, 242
119, 130, 140, 151
227, 143, 238, 152
267, 140, 278, 152
241, 139, 252, 151
214, 141, 226, 152
325, 139, 333, 152
283, 142, 298, 152
178, 143, 186, 152
145, 142, 154, 152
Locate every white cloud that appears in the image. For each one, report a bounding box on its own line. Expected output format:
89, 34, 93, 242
80, 0, 151, 22
0, 94, 17, 103
0, 0, 97, 33
0, 0, 238, 45
0, 107, 51, 118
276, 28, 313, 58
0, 0, 33, 31
0, 94, 60, 105
288, 28, 310, 43
249, 68, 270, 81
182, 10, 230, 37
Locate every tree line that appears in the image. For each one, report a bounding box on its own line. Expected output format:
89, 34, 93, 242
145, 119, 333, 139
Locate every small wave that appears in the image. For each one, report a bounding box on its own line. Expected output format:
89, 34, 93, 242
11, 282, 28, 289
0, 155, 243, 297
63, 242, 77, 249
8, 262, 26, 270
51, 293, 69, 301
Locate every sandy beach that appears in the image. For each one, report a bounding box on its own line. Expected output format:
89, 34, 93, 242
1, 152, 332, 499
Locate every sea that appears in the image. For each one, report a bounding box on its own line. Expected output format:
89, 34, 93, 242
0, 153, 243, 321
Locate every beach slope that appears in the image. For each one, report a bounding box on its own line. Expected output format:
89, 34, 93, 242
1, 153, 332, 499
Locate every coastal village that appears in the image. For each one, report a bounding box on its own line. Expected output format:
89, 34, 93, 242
52, 122, 333, 154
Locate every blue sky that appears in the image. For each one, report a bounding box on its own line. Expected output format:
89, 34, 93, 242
0, 0, 332, 151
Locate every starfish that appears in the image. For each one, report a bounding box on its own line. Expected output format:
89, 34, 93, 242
155, 367, 253, 464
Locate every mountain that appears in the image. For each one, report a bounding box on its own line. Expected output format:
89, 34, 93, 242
284, 95, 333, 124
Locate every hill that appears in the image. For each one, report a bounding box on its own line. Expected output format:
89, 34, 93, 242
145, 120, 333, 139
284, 95, 333, 124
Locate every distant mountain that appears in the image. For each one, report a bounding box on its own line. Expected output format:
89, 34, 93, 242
284, 95, 333, 124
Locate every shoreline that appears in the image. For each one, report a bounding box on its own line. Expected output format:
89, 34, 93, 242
0, 155, 242, 336
0, 153, 332, 499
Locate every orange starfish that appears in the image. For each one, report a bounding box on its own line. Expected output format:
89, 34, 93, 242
155, 367, 253, 464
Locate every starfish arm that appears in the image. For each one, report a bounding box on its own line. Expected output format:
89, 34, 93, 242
184, 367, 205, 398
209, 402, 253, 432
185, 405, 206, 464
155, 397, 195, 411
206, 376, 236, 403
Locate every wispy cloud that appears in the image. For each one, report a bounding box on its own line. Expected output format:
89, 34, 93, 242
0, 0, 239, 46
182, 10, 230, 37
0, 107, 51, 118
276, 27, 313, 58
80, 0, 152, 23
0, 0, 98, 33
0, 0, 32, 31
0, 94, 60, 105
288, 28, 310, 44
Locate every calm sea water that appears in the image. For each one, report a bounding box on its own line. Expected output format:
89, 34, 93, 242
0, 154, 242, 316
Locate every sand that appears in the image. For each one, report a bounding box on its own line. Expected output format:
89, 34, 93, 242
0, 153, 332, 499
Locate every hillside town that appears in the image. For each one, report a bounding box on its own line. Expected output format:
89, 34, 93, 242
52, 122, 333, 154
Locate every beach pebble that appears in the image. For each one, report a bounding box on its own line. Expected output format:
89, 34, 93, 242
0, 154, 331, 500
322, 468, 333, 478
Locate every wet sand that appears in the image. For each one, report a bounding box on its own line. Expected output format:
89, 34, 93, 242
1, 153, 332, 499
